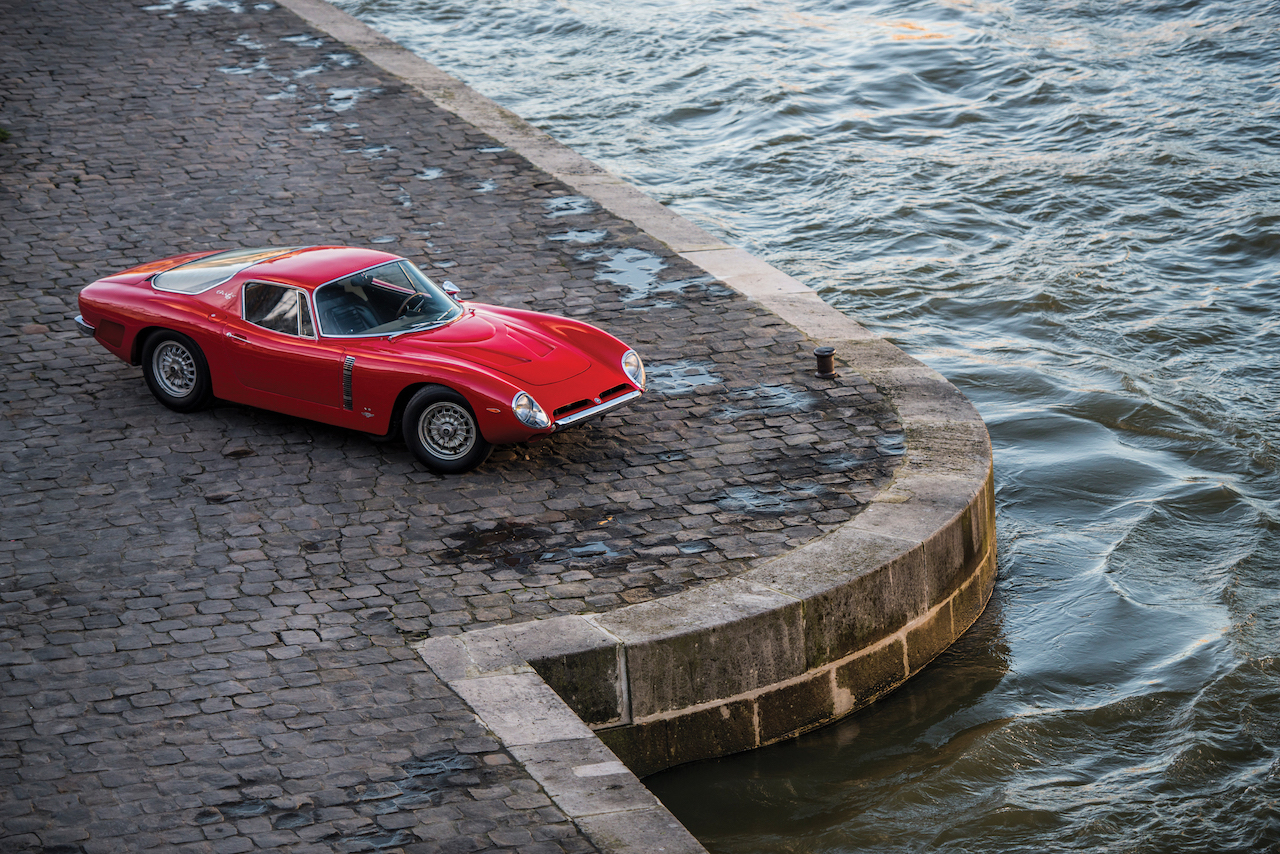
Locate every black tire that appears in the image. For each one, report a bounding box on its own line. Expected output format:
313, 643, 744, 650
402, 385, 492, 474
141, 330, 213, 412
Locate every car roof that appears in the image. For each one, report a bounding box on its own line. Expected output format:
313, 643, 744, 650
151, 245, 403, 294
248, 246, 404, 290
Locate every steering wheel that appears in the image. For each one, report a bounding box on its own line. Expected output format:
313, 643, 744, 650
396, 292, 430, 317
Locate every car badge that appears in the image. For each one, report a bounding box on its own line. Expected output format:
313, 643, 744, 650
594, 397, 602, 404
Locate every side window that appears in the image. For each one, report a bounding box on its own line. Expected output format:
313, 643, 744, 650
300, 299, 314, 337
243, 282, 313, 337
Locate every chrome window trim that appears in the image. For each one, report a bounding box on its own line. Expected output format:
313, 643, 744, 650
313, 259, 461, 339
240, 280, 318, 340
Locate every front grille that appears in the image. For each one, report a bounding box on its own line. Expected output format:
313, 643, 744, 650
552, 383, 635, 420
554, 398, 593, 419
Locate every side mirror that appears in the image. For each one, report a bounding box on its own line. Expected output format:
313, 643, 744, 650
442, 280, 463, 301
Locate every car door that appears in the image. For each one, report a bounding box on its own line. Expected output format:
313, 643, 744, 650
222, 281, 344, 413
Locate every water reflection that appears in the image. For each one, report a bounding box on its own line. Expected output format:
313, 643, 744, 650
647, 602, 1012, 850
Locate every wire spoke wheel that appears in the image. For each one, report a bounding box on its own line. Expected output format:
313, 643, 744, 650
418, 401, 476, 460
402, 386, 492, 474
152, 340, 198, 398
141, 331, 212, 412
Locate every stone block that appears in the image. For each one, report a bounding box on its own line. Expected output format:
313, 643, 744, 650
665, 696, 758, 771
510, 617, 623, 727
757, 670, 836, 746
952, 547, 998, 636
593, 578, 805, 718
507, 736, 659, 818
575, 806, 708, 854
596, 721, 669, 780
748, 527, 923, 670
905, 599, 956, 675
873, 363, 984, 425
416, 617, 622, 730
681, 246, 811, 301
834, 638, 906, 711
450, 672, 594, 747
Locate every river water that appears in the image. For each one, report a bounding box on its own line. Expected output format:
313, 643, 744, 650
332, 0, 1280, 850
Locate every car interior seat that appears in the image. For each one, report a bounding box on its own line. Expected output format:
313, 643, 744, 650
317, 287, 380, 335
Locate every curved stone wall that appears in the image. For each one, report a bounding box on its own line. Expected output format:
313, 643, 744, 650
277, 0, 995, 845
418, 358, 994, 775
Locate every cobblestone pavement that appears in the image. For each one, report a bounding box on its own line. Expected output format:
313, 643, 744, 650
0, 0, 905, 850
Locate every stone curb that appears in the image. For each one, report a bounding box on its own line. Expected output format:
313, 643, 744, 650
273, 0, 994, 851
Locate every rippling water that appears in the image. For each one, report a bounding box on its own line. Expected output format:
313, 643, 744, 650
334, 0, 1280, 849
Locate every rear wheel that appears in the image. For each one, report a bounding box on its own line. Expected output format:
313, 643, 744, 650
402, 385, 492, 474
141, 331, 212, 412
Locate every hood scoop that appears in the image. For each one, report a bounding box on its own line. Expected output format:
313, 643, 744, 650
409, 311, 589, 385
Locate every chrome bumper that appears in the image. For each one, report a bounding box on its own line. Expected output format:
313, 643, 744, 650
73, 315, 95, 338
553, 389, 643, 430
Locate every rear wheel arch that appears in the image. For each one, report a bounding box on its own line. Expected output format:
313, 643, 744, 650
131, 326, 168, 365
140, 329, 214, 412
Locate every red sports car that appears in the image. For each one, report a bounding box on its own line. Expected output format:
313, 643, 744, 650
75, 246, 645, 473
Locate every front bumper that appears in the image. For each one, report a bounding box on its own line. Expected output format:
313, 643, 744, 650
553, 389, 643, 430
73, 315, 95, 338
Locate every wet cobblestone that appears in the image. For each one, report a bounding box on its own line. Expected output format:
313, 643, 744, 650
0, 0, 904, 851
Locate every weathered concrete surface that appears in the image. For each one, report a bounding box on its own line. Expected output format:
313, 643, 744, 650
0, 0, 993, 851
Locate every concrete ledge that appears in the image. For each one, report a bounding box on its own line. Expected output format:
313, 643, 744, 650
276, 0, 995, 849
440, 670, 706, 854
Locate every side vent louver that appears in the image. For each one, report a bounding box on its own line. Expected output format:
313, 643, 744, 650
342, 356, 356, 411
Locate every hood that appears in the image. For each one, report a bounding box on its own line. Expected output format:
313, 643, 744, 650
397, 308, 591, 386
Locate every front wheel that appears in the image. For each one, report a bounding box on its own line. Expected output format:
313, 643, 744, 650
141, 330, 213, 412
402, 385, 492, 474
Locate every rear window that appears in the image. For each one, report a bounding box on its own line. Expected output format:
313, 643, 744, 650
152, 247, 302, 294
244, 282, 315, 337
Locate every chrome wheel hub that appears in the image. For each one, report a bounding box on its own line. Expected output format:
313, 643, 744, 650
418, 401, 475, 460
153, 341, 197, 397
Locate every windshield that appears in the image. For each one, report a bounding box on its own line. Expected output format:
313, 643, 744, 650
313, 260, 462, 337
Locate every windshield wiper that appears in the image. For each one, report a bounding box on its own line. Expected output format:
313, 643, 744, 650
389, 313, 455, 340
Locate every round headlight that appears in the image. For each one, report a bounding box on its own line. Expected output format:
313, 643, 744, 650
622, 350, 645, 389
512, 391, 551, 429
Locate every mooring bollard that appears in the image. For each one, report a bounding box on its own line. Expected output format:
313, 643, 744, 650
814, 346, 838, 379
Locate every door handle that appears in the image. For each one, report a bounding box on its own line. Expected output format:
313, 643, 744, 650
225, 332, 248, 343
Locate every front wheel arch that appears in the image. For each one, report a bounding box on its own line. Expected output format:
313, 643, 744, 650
401, 384, 493, 475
